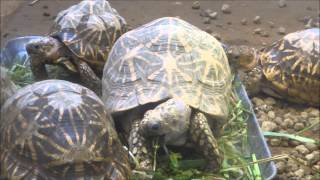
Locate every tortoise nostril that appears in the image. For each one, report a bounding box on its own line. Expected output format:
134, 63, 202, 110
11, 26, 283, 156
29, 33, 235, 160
26, 44, 41, 54
150, 123, 160, 130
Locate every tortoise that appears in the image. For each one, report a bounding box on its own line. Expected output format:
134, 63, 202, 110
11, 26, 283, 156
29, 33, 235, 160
226, 28, 320, 106
0, 80, 131, 179
26, 0, 127, 95
0, 66, 18, 108
102, 17, 233, 172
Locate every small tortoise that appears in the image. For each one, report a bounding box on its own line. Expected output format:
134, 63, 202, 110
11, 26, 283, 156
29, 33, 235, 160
26, 0, 127, 95
102, 17, 233, 171
0, 80, 130, 179
0, 66, 17, 108
226, 28, 320, 106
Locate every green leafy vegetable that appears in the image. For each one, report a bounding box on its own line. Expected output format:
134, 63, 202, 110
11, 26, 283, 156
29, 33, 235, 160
8, 64, 34, 87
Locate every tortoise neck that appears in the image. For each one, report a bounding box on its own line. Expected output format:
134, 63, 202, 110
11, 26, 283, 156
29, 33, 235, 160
246, 48, 261, 70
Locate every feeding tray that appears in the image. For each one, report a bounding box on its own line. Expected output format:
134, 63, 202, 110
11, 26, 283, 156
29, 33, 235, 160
235, 77, 277, 179
0, 36, 43, 68
0, 36, 78, 82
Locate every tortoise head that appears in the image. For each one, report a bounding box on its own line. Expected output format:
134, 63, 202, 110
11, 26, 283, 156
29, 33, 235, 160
140, 98, 191, 145
226, 45, 263, 95
226, 45, 259, 71
26, 37, 63, 64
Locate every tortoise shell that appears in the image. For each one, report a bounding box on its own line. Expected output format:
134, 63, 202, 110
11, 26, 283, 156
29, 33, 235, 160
0, 66, 17, 108
103, 17, 232, 120
260, 28, 320, 105
0, 80, 130, 179
50, 0, 127, 69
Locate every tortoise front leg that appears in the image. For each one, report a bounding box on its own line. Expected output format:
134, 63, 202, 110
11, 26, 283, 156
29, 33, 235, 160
74, 60, 102, 96
189, 112, 223, 172
30, 57, 48, 80
129, 120, 153, 170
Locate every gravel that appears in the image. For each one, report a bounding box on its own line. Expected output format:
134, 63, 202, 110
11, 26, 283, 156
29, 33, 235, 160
253, 16, 261, 24
267, 111, 276, 119
192, 1, 200, 9
252, 97, 264, 106
278, 26, 286, 34
268, 21, 275, 28
270, 138, 281, 146
250, 95, 319, 179
265, 97, 276, 106
241, 18, 247, 25
274, 117, 283, 125
278, 0, 287, 8
294, 122, 304, 131
305, 153, 316, 165
261, 121, 278, 131
305, 143, 318, 151
296, 145, 310, 154
203, 17, 210, 24
204, 26, 212, 34
294, 169, 305, 178
283, 118, 294, 128
221, 4, 231, 14
200, 9, 213, 17
301, 111, 308, 119
209, 12, 218, 19
253, 28, 262, 34
261, 31, 270, 37
43, 12, 50, 17
308, 108, 319, 117
276, 161, 286, 173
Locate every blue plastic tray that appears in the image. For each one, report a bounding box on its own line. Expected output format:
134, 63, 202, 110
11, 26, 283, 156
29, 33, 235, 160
0, 36, 77, 82
236, 77, 277, 179
0, 36, 43, 68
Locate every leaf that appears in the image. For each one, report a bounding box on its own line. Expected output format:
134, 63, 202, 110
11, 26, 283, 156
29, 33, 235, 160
8, 64, 34, 87
251, 154, 262, 180
178, 159, 206, 170
169, 152, 182, 170
263, 131, 317, 144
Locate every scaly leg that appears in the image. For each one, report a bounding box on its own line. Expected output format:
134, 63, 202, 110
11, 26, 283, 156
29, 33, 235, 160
74, 60, 101, 96
189, 112, 223, 172
129, 120, 153, 170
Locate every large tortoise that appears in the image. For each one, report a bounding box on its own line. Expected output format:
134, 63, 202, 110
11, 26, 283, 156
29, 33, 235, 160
102, 17, 233, 172
227, 28, 320, 106
0, 80, 130, 179
26, 0, 127, 95
0, 66, 17, 108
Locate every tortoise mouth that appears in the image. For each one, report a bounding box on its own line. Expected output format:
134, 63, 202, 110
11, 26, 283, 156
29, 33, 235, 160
140, 119, 167, 137
143, 127, 166, 137
26, 43, 40, 55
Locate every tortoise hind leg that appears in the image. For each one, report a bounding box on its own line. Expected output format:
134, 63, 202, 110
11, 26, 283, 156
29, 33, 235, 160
129, 120, 153, 170
74, 60, 102, 96
189, 112, 223, 172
